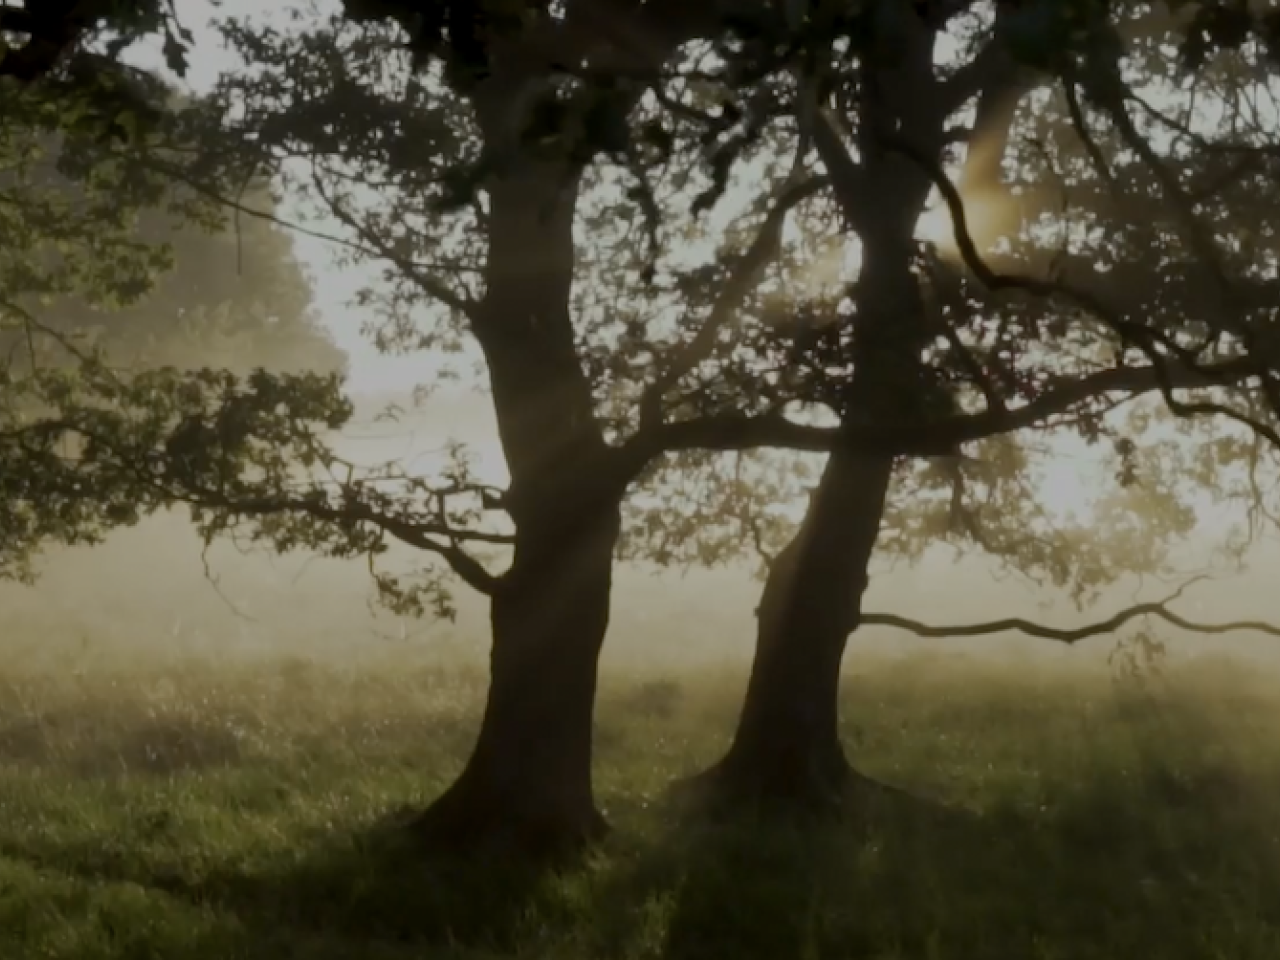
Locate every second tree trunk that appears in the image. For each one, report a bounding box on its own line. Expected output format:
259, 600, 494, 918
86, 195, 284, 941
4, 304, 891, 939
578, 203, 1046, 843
687, 447, 893, 809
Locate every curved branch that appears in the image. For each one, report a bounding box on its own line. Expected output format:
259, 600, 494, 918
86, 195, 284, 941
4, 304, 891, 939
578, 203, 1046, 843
879, 128, 1280, 449
860, 577, 1280, 643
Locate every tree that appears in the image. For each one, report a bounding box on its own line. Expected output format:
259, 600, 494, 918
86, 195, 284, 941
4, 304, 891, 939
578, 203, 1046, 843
26, 182, 347, 377
94, 0, 1280, 855
0, 52, 350, 582
166, 0, 882, 852
666, 0, 1280, 810
0, 120, 345, 376
0, 0, 193, 82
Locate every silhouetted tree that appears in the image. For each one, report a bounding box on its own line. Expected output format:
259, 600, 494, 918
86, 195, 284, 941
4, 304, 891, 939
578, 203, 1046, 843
663, 0, 1280, 811
0, 0, 193, 82
87, 0, 1280, 852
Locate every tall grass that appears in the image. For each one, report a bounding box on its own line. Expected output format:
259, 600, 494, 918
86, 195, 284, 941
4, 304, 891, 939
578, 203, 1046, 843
0, 634, 1277, 959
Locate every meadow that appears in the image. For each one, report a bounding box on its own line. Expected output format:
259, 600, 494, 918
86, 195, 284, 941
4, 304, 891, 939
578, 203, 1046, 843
1, 628, 1277, 960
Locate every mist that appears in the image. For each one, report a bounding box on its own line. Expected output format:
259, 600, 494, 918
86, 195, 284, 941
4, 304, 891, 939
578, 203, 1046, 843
5, 387, 1279, 686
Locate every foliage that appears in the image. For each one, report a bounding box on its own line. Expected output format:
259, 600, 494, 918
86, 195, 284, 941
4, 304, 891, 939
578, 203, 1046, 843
0, 0, 194, 82
32, 183, 348, 377
112, 0, 1279, 625
0, 65, 351, 582
0, 354, 352, 583
621, 0, 1280, 600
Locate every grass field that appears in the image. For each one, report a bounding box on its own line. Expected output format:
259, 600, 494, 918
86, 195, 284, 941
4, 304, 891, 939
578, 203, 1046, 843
0, 643, 1277, 959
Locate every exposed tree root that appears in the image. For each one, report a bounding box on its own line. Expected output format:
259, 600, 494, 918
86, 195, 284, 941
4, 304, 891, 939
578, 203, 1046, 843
668, 750, 953, 828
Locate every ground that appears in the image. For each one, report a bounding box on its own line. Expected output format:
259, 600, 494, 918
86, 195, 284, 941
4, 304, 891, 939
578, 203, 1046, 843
0, 642, 1278, 959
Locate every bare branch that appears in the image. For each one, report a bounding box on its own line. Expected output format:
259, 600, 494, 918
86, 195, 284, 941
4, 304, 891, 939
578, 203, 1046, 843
860, 576, 1280, 643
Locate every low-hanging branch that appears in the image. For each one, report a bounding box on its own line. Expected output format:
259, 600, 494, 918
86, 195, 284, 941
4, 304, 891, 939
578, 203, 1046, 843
860, 581, 1280, 644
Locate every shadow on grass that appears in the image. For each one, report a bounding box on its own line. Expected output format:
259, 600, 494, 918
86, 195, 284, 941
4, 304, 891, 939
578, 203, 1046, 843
589, 769, 1280, 960
0, 812, 566, 952
2, 758, 1279, 957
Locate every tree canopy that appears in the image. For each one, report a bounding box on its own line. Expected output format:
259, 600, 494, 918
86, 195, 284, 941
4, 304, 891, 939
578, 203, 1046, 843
160, 1, 1280, 608
9, 0, 1280, 850
0, 57, 348, 582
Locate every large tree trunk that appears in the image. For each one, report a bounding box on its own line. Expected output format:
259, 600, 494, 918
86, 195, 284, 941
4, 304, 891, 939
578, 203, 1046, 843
682, 8, 948, 815
413, 498, 621, 856
412, 152, 627, 856
686, 447, 894, 810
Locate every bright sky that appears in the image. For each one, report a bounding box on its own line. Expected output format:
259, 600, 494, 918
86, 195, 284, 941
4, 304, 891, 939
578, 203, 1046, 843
128, 0, 433, 396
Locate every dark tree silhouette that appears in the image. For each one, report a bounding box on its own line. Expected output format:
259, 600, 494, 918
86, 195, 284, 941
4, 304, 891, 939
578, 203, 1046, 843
672, 1, 1280, 811
64, 0, 1280, 854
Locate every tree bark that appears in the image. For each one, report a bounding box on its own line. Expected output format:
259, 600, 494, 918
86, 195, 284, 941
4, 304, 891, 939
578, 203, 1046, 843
413, 498, 621, 856
681, 7, 947, 815
684, 446, 894, 810
411, 150, 627, 856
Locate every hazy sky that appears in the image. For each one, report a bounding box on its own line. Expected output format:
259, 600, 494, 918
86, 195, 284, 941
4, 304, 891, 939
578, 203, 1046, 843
128, 0, 442, 396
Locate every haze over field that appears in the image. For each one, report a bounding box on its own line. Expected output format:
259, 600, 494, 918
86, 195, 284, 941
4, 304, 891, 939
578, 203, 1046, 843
4, 385, 1278, 678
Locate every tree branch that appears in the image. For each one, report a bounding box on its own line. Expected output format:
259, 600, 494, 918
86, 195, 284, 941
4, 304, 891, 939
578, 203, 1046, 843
624, 354, 1258, 469
307, 166, 479, 320
137, 154, 481, 320
811, 107, 867, 229
860, 576, 1280, 643
172, 484, 505, 595
14, 406, 508, 596
639, 170, 827, 425
878, 127, 1280, 449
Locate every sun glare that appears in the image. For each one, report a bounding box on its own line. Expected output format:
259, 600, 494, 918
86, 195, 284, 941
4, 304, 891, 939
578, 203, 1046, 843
915, 203, 954, 245
914, 187, 1009, 256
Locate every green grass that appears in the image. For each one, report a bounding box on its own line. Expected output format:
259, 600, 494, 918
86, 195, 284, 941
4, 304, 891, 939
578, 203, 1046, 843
0, 647, 1278, 959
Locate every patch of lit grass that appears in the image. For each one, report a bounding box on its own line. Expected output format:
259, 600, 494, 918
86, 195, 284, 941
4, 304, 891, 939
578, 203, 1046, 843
0, 647, 1278, 959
